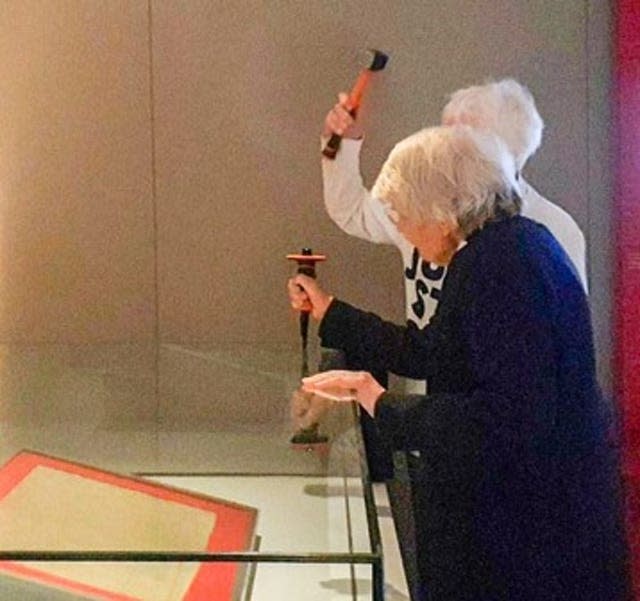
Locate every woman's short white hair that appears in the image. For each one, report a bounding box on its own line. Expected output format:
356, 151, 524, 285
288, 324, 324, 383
441, 79, 543, 172
372, 125, 521, 237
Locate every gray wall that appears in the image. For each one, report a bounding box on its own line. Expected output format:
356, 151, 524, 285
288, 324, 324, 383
0, 1, 614, 418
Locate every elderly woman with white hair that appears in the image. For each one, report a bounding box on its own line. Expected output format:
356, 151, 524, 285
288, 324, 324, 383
291, 125, 629, 600
322, 78, 587, 334
321, 78, 588, 489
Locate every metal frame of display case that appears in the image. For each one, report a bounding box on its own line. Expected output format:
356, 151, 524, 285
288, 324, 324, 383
0, 405, 385, 601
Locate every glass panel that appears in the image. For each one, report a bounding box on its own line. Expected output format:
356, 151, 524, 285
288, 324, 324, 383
0, 341, 378, 561
151, 475, 370, 554
0, 343, 360, 475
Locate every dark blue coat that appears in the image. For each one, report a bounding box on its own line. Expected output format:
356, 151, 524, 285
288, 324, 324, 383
320, 216, 630, 600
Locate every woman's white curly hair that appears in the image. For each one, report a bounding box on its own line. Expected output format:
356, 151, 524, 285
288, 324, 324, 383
372, 125, 521, 237
441, 79, 544, 172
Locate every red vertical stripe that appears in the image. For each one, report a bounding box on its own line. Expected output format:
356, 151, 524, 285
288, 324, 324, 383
615, 0, 640, 596
615, 0, 640, 456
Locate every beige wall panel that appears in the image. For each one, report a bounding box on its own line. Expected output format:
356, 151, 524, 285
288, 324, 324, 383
585, 0, 613, 394
0, 0, 155, 342
151, 1, 405, 345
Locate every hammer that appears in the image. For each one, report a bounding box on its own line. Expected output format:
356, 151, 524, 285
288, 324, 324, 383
322, 49, 389, 160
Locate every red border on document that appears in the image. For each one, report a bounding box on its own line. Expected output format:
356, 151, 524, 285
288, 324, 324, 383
0, 451, 257, 601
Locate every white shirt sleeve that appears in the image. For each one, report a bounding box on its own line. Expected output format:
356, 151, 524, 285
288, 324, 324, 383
520, 180, 589, 293
321, 137, 404, 246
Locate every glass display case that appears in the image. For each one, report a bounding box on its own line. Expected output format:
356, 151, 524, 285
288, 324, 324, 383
0, 342, 384, 601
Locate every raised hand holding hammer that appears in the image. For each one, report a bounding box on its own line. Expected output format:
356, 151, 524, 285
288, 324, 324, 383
321, 49, 389, 159
322, 92, 364, 141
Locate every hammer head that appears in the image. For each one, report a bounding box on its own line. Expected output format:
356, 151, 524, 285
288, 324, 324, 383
366, 49, 389, 72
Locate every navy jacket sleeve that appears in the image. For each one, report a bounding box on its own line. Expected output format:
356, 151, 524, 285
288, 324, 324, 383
318, 298, 451, 380
332, 218, 595, 457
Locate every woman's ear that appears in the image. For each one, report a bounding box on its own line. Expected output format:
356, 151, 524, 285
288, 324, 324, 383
439, 219, 464, 244
437, 220, 452, 236
437, 219, 457, 237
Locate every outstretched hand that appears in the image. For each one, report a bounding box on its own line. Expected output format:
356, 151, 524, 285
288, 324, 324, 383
301, 370, 386, 418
